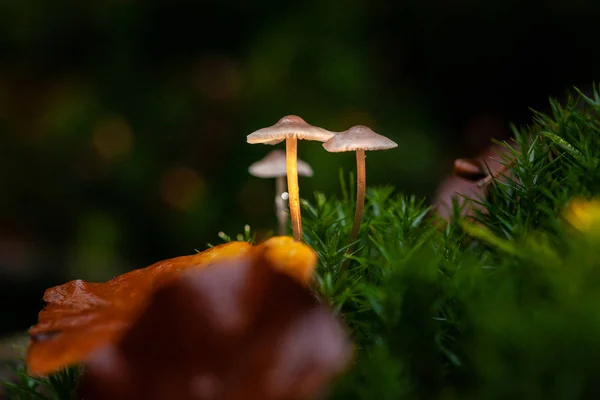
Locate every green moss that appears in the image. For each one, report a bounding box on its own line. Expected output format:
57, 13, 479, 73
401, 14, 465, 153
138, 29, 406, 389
3, 365, 80, 400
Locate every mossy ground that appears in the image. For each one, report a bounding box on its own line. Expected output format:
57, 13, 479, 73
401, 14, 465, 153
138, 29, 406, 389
4, 86, 600, 399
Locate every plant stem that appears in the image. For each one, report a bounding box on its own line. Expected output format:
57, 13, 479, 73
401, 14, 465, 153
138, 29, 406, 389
343, 150, 366, 269
477, 161, 515, 188
275, 175, 287, 236
286, 138, 302, 241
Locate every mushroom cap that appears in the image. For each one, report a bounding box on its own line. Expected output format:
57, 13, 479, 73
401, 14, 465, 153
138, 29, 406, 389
247, 115, 335, 145
248, 149, 314, 178
323, 125, 398, 152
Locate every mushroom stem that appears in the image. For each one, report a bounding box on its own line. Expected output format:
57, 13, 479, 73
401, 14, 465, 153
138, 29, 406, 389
344, 149, 366, 268
275, 175, 287, 236
286, 138, 302, 241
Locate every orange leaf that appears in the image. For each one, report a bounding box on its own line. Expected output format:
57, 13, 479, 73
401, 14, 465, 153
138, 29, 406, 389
28, 239, 306, 377
80, 240, 351, 400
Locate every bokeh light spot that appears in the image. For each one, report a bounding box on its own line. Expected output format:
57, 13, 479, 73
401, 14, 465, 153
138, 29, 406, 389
192, 56, 241, 102
160, 166, 205, 211
92, 114, 134, 160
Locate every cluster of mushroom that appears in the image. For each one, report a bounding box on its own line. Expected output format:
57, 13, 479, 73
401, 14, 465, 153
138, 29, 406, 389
247, 116, 398, 249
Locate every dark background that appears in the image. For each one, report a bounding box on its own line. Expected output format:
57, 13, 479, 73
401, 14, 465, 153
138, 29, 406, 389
1, 0, 598, 335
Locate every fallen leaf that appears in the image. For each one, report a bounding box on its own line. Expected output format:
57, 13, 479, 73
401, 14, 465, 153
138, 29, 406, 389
433, 175, 487, 221
26, 237, 317, 377
80, 241, 351, 400
434, 140, 519, 220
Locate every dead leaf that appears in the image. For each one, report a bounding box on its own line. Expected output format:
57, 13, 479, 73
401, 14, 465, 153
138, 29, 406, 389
26, 237, 317, 377
434, 139, 519, 220
80, 240, 351, 400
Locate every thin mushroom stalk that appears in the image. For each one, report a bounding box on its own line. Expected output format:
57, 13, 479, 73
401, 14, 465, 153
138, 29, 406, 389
349, 150, 366, 248
247, 149, 313, 237
247, 115, 334, 242
275, 176, 287, 235
286, 138, 302, 241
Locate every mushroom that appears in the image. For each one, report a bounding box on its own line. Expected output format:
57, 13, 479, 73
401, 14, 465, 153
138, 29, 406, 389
247, 116, 335, 242
323, 125, 397, 262
248, 149, 314, 236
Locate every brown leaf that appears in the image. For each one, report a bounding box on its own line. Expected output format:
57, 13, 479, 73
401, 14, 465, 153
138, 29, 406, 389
80, 241, 352, 400
433, 175, 487, 220
27, 240, 296, 377
434, 139, 519, 220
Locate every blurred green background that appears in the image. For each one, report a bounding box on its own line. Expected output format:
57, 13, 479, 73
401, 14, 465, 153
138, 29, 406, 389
1, 0, 599, 335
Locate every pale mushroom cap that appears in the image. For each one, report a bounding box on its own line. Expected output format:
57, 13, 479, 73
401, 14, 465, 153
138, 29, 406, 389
248, 149, 314, 178
247, 115, 335, 145
323, 125, 398, 152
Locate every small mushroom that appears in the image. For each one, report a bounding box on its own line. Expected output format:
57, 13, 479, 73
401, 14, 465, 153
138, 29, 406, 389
248, 150, 314, 236
323, 125, 397, 263
247, 116, 335, 242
